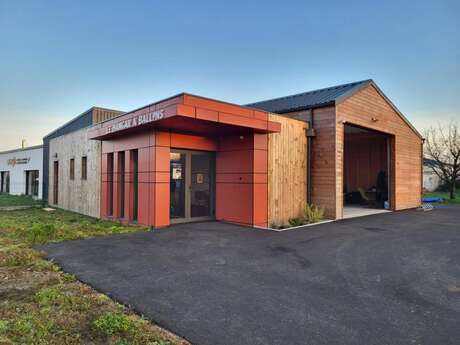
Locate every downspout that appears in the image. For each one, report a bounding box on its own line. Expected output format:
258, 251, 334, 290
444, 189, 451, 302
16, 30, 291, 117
306, 109, 316, 204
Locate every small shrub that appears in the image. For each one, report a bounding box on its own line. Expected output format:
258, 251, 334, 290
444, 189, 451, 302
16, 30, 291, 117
304, 203, 324, 223
93, 312, 134, 335
147, 341, 170, 345
116, 340, 134, 345
11, 315, 54, 340
61, 272, 76, 283
12, 317, 33, 335
2, 248, 39, 267
33, 259, 58, 271
0, 320, 9, 333
288, 217, 306, 227
27, 224, 56, 244
35, 288, 62, 306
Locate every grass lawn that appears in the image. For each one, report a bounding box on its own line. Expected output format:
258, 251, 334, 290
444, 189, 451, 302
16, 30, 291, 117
0, 194, 43, 207
423, 192, 460, 204
0, 208, 189, 345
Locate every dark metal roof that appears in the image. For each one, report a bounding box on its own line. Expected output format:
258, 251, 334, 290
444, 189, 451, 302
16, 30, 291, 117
42, 106, 123, 201
43, 108, 94, 140
246, 79, 372, 113
246, 79, 423, 139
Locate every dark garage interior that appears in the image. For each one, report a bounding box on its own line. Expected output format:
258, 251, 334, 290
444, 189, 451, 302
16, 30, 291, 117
343, 124, 390, 211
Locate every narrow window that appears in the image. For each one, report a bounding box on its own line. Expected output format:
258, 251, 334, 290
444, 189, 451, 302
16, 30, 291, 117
32, 170, 39, 197
108, 153, 114, 216
81, 156, 87, 180
131, 150, 138, 221
1, 171, 7, 193
70, 158, 75, 180
53, 162, 59, 204
25, 171, 30, 195
118, 152, 125, 218
6, 171, 10, 194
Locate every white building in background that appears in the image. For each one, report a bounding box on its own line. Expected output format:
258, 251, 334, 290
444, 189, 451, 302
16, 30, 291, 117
423, 158, 441, 192
0, 145, 43, 199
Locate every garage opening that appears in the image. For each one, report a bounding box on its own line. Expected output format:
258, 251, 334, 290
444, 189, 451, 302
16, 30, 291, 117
343, 124, 391, 218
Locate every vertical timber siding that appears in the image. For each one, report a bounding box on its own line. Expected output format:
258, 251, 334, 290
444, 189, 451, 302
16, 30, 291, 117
336, 84, 422, 214
311, 106, 338, 219
92, 108, 124, 124
268, 114, 307, 226
282, 106, 337, 219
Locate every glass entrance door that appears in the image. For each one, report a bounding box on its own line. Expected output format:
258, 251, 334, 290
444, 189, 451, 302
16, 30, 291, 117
170, 152, 186, 219
25, 170, 39, 197
170, 150, 215, 223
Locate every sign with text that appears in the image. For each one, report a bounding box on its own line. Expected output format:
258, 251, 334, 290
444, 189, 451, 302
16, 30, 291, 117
106, 109, 165, 134
7, 157, 30, 167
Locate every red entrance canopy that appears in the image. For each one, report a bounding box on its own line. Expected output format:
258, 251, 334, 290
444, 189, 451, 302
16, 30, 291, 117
88, 93, 281, 140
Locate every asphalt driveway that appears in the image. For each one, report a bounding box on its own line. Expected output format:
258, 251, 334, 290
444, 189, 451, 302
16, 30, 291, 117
41, 205, 460, 345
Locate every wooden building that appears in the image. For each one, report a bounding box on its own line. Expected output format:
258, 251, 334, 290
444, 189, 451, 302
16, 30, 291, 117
249, 79, 423, 220
44, 79, 422, 228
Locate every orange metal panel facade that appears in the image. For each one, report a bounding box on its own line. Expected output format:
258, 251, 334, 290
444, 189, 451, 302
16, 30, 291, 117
95, 93, 279, 229
216, 133, 268, 228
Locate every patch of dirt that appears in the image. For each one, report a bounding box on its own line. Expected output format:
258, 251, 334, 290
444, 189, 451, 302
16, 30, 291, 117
0, 267, 60, 302
0, 267, 60, 291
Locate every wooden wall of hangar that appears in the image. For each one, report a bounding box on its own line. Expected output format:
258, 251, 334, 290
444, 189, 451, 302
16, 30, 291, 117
282, 106, 338, 219
277, 83, 422, 220
336, 84, 423, 217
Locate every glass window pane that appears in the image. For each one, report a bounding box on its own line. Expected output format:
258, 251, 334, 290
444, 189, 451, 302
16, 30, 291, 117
191, 154, 211, 218
170, 152, 186, 219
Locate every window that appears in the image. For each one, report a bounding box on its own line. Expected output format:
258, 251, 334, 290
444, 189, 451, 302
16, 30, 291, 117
1, 171, 10, 194
70, 158, 75, 180
53, 161, 59, 204
81, 156, 87, 180
25, 170, 39, 197
108, 153, 114, 216
131, 150, 138, 221
118, 152, 125, 218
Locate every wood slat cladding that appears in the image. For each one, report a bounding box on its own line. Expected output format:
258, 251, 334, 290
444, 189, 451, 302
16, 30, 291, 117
279, 83, 422, 219
310, 106, 338, 218
336, 84, 422, 215
92, 108, 124, 124
268, 114, 307, 225
282, 106, 337, 219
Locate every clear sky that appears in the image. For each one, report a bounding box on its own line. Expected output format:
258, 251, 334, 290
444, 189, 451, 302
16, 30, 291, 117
0, 0, 458, 150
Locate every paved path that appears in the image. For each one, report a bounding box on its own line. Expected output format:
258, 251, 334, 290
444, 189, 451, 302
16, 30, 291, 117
41, 205, 460, 345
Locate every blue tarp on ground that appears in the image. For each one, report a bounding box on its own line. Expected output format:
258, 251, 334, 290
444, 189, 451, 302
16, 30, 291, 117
422, 196, 445, 203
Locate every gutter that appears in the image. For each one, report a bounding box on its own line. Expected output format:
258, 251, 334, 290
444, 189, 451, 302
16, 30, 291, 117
306, 109, 316, 203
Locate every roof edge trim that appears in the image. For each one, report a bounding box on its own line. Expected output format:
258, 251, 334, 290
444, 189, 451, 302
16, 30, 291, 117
43, 107, 95, 139
0, 144, 43, 155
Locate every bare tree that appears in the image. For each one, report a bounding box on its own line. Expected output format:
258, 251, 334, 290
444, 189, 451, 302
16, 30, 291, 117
424, 121, 460, 199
